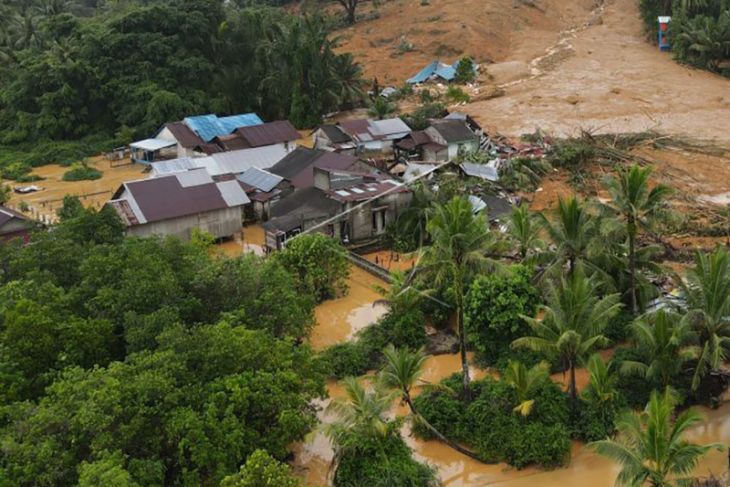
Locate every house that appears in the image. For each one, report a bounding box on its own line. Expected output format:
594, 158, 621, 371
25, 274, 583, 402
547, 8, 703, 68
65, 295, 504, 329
314, 118, 411, 155
236, 167, 289, 221
263, 167, 411, 250
269, 147, 380, 189
425, 120, 480, 160
0, 206, 32, 243
139, 113, 265, 162
406, 58, 478, 85
108, 168, 250, 240
150, 144, 290, 178
312, 125, 356, 152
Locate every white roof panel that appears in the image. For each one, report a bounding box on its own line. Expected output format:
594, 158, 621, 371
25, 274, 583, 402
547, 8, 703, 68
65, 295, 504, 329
129, 138, 177, 151
217, 180, 251, 207
371, 118, 411, 136
176, 168, 213, 187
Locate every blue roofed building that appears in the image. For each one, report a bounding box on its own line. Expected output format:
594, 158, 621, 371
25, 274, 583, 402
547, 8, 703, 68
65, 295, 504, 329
407, 58, 476, 84
183, 113, 263, 142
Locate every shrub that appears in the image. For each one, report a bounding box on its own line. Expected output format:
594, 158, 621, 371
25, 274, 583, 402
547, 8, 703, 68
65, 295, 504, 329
464, 265, 540, 365
221, 449, 299, 487
334, 433, 437, 487
613, 347, 655, 408
575, 396, 625, 442
446, 86, 470, 103
403, 102, 447, 130
415, 375, 572, 469
319, 342, 371, 379
62, 163, 103, 181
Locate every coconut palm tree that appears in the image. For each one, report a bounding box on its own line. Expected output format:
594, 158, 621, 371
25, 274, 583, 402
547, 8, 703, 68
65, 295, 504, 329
541, 196, 598, 278
583, 353, 619, 405
590, 388, 723, 487
374, 270, 421, 316
378, 345, 483, 461
512, 268, 622, 403
322, 377, 399, 464
620, 310, 698, 389
368, 96, 396, 120
420, 196, 500, 397
502, 360, 550, 417
681, 248, 730, 390
603, 164, 672, 314
507, 202, 545, 263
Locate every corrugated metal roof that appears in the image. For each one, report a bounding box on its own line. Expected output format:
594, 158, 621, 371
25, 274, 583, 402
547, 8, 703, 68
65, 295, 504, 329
130, 138, 177, 151
431, 120, 477, 143
163, 122, 204, 148
370, 118, 411, 138
237, 167, 283, 193
0, 206, 28, 227
210, 145, 289, 176
235, 120, 300, 148
176, 168, 213, 187
269, 148, 321, 180
217, 180, 251, 207
151, 157, 198, 176
184, 113, 263, 142
460, 162, 499, 182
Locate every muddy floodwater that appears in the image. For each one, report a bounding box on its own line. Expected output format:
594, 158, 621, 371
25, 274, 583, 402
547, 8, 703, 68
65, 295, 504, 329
295, 270, 730, 486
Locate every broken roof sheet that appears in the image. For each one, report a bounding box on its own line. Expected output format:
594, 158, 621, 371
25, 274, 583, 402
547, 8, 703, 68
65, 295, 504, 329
460, 162, 499, 182
407, 58, 476, 84
319, 125, 353, 144
237, 167, 284, 193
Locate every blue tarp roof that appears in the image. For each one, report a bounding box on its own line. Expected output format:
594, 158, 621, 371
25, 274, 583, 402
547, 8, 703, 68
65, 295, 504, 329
184, 113, 263, 142
407, 59, 475, 84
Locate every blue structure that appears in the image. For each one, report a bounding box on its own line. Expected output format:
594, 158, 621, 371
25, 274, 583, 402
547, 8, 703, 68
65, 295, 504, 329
184, 113, 263, 142
407, 59, 475, 84
658, 16, 671, 51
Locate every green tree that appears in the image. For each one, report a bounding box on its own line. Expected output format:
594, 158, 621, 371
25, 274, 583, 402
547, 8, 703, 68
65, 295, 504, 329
502, 360, 550, 417
421, 196, 500, 397
77, 451, 140, 487
275, 233, 349, 302
541, 196, 598, 277
590, 389, 724, 487
454, 57, 476, 83
221, 450, 299, 487
603, 164, 671, 314
620, 310, 698, 388
464, 264, 540, 363
0, 183, 11, 204
378, 345, 482, 460
507, 202, 545, 262
368, 96, 396, 120
513, 268, 622, 402
682, 248, 730, 390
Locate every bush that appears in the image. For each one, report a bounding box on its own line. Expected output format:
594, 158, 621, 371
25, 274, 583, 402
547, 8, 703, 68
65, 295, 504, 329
319, 342, 371, 379
274, 234, 349, 302
575, 396, 625, 442
549, 138, 596, 172
334, 433, 437, 487
612, 347, 655, 408
464, 265, 540, 365
454, 57, 476, 84
402, 102, 447, 130
62, 163, 103, 181
446, 86, 470, 103
415, 375, 572, 469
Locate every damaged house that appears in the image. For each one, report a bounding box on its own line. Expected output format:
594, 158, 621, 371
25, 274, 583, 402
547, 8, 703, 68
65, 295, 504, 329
313, 118, 411, 156
395, 118, 479, 162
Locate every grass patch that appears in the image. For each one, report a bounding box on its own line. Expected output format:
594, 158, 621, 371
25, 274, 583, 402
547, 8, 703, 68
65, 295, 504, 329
62, 162, 103, 182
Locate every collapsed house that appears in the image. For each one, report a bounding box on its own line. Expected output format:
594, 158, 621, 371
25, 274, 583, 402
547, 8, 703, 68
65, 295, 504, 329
108, 168, 250, 240
312, 118, 411, 155
406, 58, 477, 84
395, 119, 479, 162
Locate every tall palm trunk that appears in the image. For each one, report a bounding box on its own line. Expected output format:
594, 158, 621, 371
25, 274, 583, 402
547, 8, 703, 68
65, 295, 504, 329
569, 360, 577, 404
403, 394, 484, 462
454, 267, 471, 399
627, 216, 638, 315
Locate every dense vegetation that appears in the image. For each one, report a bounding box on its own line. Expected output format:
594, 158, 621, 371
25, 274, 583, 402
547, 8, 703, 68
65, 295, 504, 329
639, 0, 730, 76
0, 0, 364, 177
0, 200, 334, 485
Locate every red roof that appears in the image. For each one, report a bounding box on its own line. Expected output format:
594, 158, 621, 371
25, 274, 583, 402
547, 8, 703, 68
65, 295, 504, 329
165, 122, 204, 149
234, 120, 300, 148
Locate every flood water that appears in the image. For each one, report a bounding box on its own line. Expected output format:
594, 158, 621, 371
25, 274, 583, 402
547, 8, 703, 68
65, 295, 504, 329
295, 270, 730, 486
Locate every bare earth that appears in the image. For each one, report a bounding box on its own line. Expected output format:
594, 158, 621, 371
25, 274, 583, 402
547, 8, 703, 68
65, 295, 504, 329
464, 0, 730, 143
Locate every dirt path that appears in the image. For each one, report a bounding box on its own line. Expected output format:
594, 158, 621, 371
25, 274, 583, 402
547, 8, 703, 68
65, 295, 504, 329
465, 0, 730, 143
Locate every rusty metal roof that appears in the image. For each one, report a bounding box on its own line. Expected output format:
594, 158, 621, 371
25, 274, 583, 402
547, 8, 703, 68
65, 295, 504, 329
164, 122, 204, 149
235, 120, 300, 148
